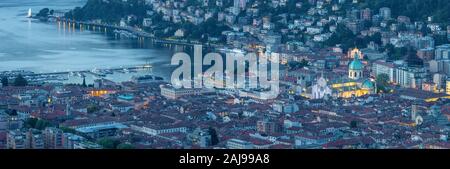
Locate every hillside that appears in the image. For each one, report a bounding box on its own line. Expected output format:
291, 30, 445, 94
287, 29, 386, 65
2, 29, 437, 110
360, 0, 450, 24
64, 0, 149, 23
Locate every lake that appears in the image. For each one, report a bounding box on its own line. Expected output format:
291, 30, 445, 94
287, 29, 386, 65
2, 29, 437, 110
0, 0, 181, 83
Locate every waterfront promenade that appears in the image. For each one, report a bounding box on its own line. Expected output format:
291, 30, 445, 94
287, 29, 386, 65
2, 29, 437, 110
57, 18, 223, 48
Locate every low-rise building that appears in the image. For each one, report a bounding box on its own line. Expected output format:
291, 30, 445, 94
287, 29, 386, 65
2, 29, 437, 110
227, 138, 254, 149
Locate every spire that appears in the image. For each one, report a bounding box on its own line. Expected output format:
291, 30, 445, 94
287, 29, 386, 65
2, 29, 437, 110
353, 52, 360, 60
82, 76, 87, 87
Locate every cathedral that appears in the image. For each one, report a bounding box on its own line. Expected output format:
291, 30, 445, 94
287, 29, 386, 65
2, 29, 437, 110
311, 75, 332, 99
309, 48, 376, 99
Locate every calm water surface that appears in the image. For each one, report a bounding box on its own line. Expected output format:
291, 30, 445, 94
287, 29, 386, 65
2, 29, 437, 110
0, 0, 179, 82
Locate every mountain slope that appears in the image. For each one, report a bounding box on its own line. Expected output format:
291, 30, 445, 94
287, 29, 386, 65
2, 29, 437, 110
360, 0, 450, 23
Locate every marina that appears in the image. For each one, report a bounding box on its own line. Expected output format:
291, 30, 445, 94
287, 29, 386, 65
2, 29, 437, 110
0, 0, 176, 80
0, 64, 159, 85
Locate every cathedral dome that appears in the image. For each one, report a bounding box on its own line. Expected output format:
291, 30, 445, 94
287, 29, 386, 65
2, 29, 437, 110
361, 79, 375, 90
349, 56, 364, 70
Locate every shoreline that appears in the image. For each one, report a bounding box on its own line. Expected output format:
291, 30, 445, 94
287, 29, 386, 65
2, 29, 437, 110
0, 64, 159, 85
49, 17, 226, 49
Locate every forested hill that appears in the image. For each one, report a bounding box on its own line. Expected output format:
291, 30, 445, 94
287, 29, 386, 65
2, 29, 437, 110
359, 0, 450, 24
64, 0, 150, 23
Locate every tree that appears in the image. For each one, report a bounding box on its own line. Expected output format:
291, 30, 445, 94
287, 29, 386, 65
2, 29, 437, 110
82, 76, 87, 87
25, 118, 38, 128
362, 20, 373, 29
366, 32, 382, 45
300, 59, 309, 67
117, 143, 135, 149
65, 0, 150, 23
288, 59, 309, 70
1, 77, 8, 87
350, 121, 358, 128
87, 105, 99, 114
25, 118, 51, 130
97, 138, 121, 149
325, 24, 362, 50
13, 74, 28, 86
397, 23, 408, 32
208, 127, 219, 146
35, 119, 51, 130
60, 126, 78, 134
434, 34, 450, 46
36, 8, 50, 18
6, 109, 18, 116
376, 74, 390, 93
360, 0, 450, 25
406, 49, 423, 66
420, 26, 432, 36
385, 45, 408, 61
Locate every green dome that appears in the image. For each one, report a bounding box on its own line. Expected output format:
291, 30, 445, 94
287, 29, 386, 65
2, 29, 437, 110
349, 57, 364, 70
361, 79, 374, 89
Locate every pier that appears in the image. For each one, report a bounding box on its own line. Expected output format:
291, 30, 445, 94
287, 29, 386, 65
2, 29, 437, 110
28, 64, 152, 77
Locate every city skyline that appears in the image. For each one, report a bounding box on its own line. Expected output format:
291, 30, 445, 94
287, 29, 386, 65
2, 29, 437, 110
0, 0, 449, 150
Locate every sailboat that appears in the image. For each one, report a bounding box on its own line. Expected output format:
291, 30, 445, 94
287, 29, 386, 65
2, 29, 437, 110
27, 8, 32, 18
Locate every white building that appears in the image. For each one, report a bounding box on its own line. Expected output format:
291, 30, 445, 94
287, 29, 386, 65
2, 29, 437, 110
435, 44, 450, 60
379, 7, 391, 20
131, 124, 187, 136
142, 18, 152, 27
395, 67, 427, 89
160, 84, 214, 99
372, 60, 395, 82
227, 139, 254, 149
272, 101, 299, 113
174, 29, 185, 37
119, 18, 127, 27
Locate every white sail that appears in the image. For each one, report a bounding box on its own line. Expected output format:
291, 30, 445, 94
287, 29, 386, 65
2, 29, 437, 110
27, 8, 32, 18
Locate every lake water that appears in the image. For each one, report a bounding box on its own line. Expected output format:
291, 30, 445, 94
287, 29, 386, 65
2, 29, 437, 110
0, 0, 178, 82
